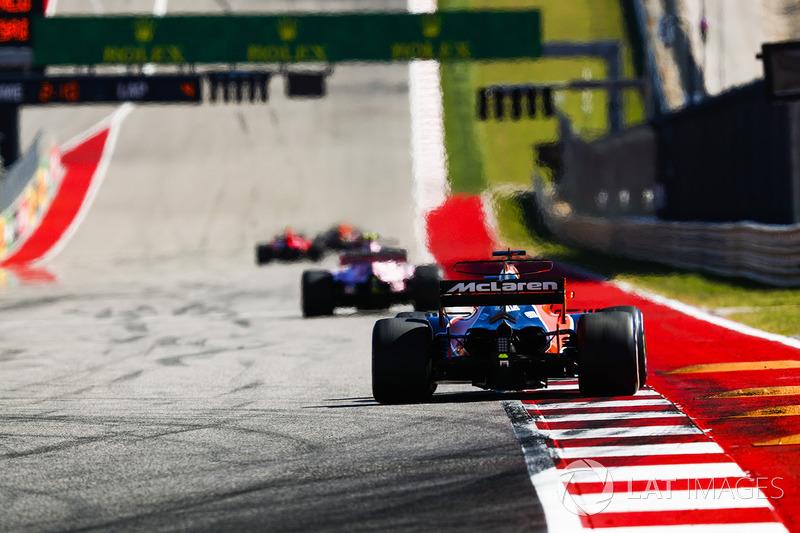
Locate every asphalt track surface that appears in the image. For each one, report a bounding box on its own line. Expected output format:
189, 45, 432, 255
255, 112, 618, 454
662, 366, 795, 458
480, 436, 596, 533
2, 1, 548, 532
0, 259, 544, 532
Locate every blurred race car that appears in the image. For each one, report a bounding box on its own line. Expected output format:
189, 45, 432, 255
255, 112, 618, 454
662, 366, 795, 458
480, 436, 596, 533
255, 228, 323, 265
301, 240, 441, 317
311, 223, 364, 253
371, 249, 647, 403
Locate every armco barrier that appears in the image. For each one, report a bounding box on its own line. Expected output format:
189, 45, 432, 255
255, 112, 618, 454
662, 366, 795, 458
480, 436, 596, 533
533, 180, 800, 287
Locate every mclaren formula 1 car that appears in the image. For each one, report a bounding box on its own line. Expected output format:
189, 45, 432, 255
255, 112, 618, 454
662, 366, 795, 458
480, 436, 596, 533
371, 250, 647, 403
301, 242, 441, 317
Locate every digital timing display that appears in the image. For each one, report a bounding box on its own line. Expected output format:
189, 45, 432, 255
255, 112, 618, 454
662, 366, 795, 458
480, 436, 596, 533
0, 0, 42, 47
0, 74, 202, 105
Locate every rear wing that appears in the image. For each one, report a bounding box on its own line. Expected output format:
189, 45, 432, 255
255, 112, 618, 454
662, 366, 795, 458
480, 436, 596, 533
439, 277, 566, 308
339, 247, 407, 265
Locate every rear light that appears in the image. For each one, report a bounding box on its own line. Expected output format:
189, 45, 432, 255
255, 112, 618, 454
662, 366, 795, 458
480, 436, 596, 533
497, 336, 509, 353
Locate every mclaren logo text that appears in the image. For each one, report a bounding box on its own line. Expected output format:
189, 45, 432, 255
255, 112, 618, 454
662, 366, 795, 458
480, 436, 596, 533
446, 281, 559, 294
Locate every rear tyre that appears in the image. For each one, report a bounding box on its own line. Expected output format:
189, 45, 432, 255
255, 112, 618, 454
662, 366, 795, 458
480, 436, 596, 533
411, 264, 441, 311
601, 305, 647, 386
301, 270, 335, 317
372, 318, 436, 404
577, 311, 639, 397
255, 244, 273, 265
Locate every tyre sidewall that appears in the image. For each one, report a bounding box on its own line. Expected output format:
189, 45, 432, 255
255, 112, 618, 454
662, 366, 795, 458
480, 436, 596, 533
372, 318, 434, 403
578, 311, 639, 396
600, 305, 647, 386
301, 270, 335, 317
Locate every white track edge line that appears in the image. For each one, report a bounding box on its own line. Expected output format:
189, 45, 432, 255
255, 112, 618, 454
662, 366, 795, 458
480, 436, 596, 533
408, 0, 447, 264
558, 441, 724, 459
547, 425, 703, 440
614, 280, 800, 351
534, 399, 673, 410
568, 462, 747, 481
502, 400, 585, 531
541, 412, 686, 422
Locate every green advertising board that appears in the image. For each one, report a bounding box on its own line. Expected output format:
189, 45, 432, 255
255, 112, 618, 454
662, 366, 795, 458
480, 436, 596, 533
31, 11, 541, 66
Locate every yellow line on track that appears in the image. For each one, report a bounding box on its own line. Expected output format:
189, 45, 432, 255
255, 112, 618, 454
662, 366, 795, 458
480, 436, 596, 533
753, 433, 800, 446
707, 386, 800, 398
732, 405, 800, 418
667, 360, 800, 374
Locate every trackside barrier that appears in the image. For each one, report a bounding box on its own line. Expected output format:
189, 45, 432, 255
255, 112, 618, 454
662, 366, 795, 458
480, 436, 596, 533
532, 180, 800, 287
0, 139, 63, 261
0, 136, 41, 213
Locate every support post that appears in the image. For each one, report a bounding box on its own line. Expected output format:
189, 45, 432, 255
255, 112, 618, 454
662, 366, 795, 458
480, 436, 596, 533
0, 104, 20, 168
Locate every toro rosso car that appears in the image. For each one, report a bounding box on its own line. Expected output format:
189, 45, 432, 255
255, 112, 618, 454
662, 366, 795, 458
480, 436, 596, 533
371, 250, 647, 403
255, 228, 323, 265
301, 242, 441, 317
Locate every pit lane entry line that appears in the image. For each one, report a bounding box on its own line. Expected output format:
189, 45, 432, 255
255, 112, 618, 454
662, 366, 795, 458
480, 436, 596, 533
504, 381, 789, 531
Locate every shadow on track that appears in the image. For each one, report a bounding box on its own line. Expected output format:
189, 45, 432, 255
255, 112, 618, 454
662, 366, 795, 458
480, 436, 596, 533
311, 388, 583, 408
